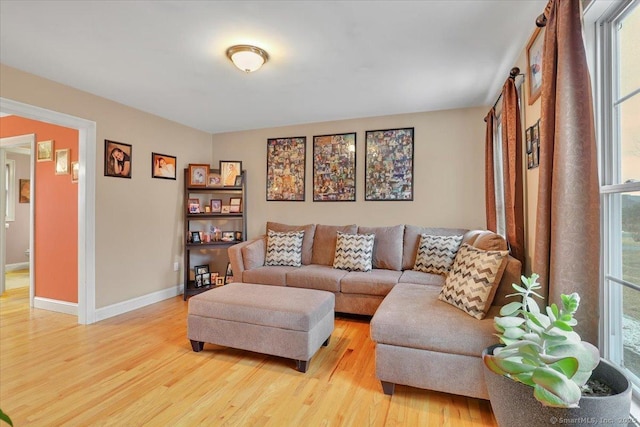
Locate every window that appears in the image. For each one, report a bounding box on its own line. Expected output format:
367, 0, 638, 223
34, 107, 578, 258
598, 0, 640, 392
4, 159, 15, 222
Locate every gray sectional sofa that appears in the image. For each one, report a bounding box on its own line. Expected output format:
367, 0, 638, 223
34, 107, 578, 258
227, 221, 522, 400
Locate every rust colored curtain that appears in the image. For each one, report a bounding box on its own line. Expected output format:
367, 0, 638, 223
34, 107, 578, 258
533, 0, 600, 345
501, 80, 525, 264
485, 108, 497, 233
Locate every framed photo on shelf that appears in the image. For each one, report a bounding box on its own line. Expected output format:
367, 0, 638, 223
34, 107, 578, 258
210, 199, 222, 213
195, 274, 203, 288
104, 140, 132, 178
266, 136, 306, 201
225, 262, 233, 284
207, 171, 222, 187
220, 161, 242, 187
221, 206, 231, 214
188, 198, 200, 214
365, 128, 414, 201
194, 264, 209, 275
55, 148, 70, 175
216, 276, 225, 286
37, 140, 53, 162
234, 174, 243, 187
234, 231, 243, 241
221, 231, 235, 242
191, 231, 202, 243
151, 152, 177, 180
313, 132, 356, 201
526, 27, 544, 105
229, 197, 242, 213
202, 273, 211, 286
188, 164, 208, 187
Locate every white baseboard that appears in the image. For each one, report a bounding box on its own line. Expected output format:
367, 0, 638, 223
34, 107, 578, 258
34, 297, 78, 316
5, 262, 29, 271
94, 284, 184, 323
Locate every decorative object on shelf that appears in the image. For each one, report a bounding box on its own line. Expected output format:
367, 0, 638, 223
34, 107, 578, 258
234, 174, 243, 186
526, 27, 544, 105
220, 161, 242, 186
267, 136, 306, 201
104, 140, 132, 178
313, 132, 356, 201
188, 198, 200, 213
55, 148, 70, 175
365, 128, 414, 201
71, 161, 79, 183
188, 164, 208, 187
527, 119, 541, 169
224, 262, 234, 284
210, 199, 222, 213
207, 171, 222, 187
229, 197, 242, 213
221, 231, 235, 242
151, 152, 177, 180
226, 44, 269, 73
37, 140, 53, 162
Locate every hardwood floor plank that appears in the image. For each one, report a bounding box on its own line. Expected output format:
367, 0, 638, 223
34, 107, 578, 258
0, 287, 496, 426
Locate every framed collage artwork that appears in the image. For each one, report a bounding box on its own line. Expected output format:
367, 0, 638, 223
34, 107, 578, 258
365, 128, 414, 201
312, 132, 356, 201
266, 136, 306, 201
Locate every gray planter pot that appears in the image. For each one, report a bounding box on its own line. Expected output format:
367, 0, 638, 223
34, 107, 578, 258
483, 344, 632, 427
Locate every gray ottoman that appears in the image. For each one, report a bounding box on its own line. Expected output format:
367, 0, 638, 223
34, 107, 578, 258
187, 283, 335, 372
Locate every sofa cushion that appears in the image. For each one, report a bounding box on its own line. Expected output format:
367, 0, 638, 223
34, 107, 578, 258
333, 232, 375, 272
371, 283, 499, 357
265, 230, 305, 267
472, 231, 508, 251
413, 234, 463, 275
266, 222, 316, 265
402, 225, 469, 270
311, 224, 358, 266
241, 237, 266, 270
438, 243, 509, 319
357, 225, 404, 271
398, 270, 446, 287
341, 269, 402, 297
286, 264, 348, 293
242, 265, 297, 287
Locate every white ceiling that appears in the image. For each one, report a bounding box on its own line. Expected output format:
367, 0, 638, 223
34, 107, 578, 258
0, 1, 545, 134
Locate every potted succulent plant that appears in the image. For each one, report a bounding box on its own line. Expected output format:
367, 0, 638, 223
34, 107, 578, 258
482, 274, 632, 427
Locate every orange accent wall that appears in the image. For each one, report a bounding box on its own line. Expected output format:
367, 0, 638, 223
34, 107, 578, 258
0, 116, 78, 303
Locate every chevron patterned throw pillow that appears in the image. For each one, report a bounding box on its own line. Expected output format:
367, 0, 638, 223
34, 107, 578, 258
265, 230, 305, 267
413, 234, 464, 275
332, 232, 375, 272
438, 243, 509, 319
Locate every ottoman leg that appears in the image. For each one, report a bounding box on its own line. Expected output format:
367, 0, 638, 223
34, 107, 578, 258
190, 340, 204, 352
296, 359, 309, 373
322, 336, 331, 347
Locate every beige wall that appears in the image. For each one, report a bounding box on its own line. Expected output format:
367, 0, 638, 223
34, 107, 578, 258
0, 64, 213, 308
211, 107, 488, 240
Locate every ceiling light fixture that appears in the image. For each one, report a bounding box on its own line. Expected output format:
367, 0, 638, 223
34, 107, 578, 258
226, 45, 269, 73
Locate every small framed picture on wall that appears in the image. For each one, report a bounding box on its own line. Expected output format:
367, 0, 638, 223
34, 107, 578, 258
104, 140, 132, 178
55, 148, 70, 175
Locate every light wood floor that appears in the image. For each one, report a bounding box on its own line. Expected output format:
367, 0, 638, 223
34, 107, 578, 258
0, 287, 497, 426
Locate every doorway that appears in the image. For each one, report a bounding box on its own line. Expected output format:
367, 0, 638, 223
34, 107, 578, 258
1, 133, 34, 304
0, 97, 96, 324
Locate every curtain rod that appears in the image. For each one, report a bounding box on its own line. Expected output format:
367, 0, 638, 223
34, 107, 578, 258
489, 67, 525, 112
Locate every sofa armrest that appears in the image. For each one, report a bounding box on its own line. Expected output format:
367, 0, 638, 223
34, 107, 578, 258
228, 236, 265, 281
491, 255, 522, 308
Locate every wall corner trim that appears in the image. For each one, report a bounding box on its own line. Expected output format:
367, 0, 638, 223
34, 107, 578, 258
94, 284, 184, 323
